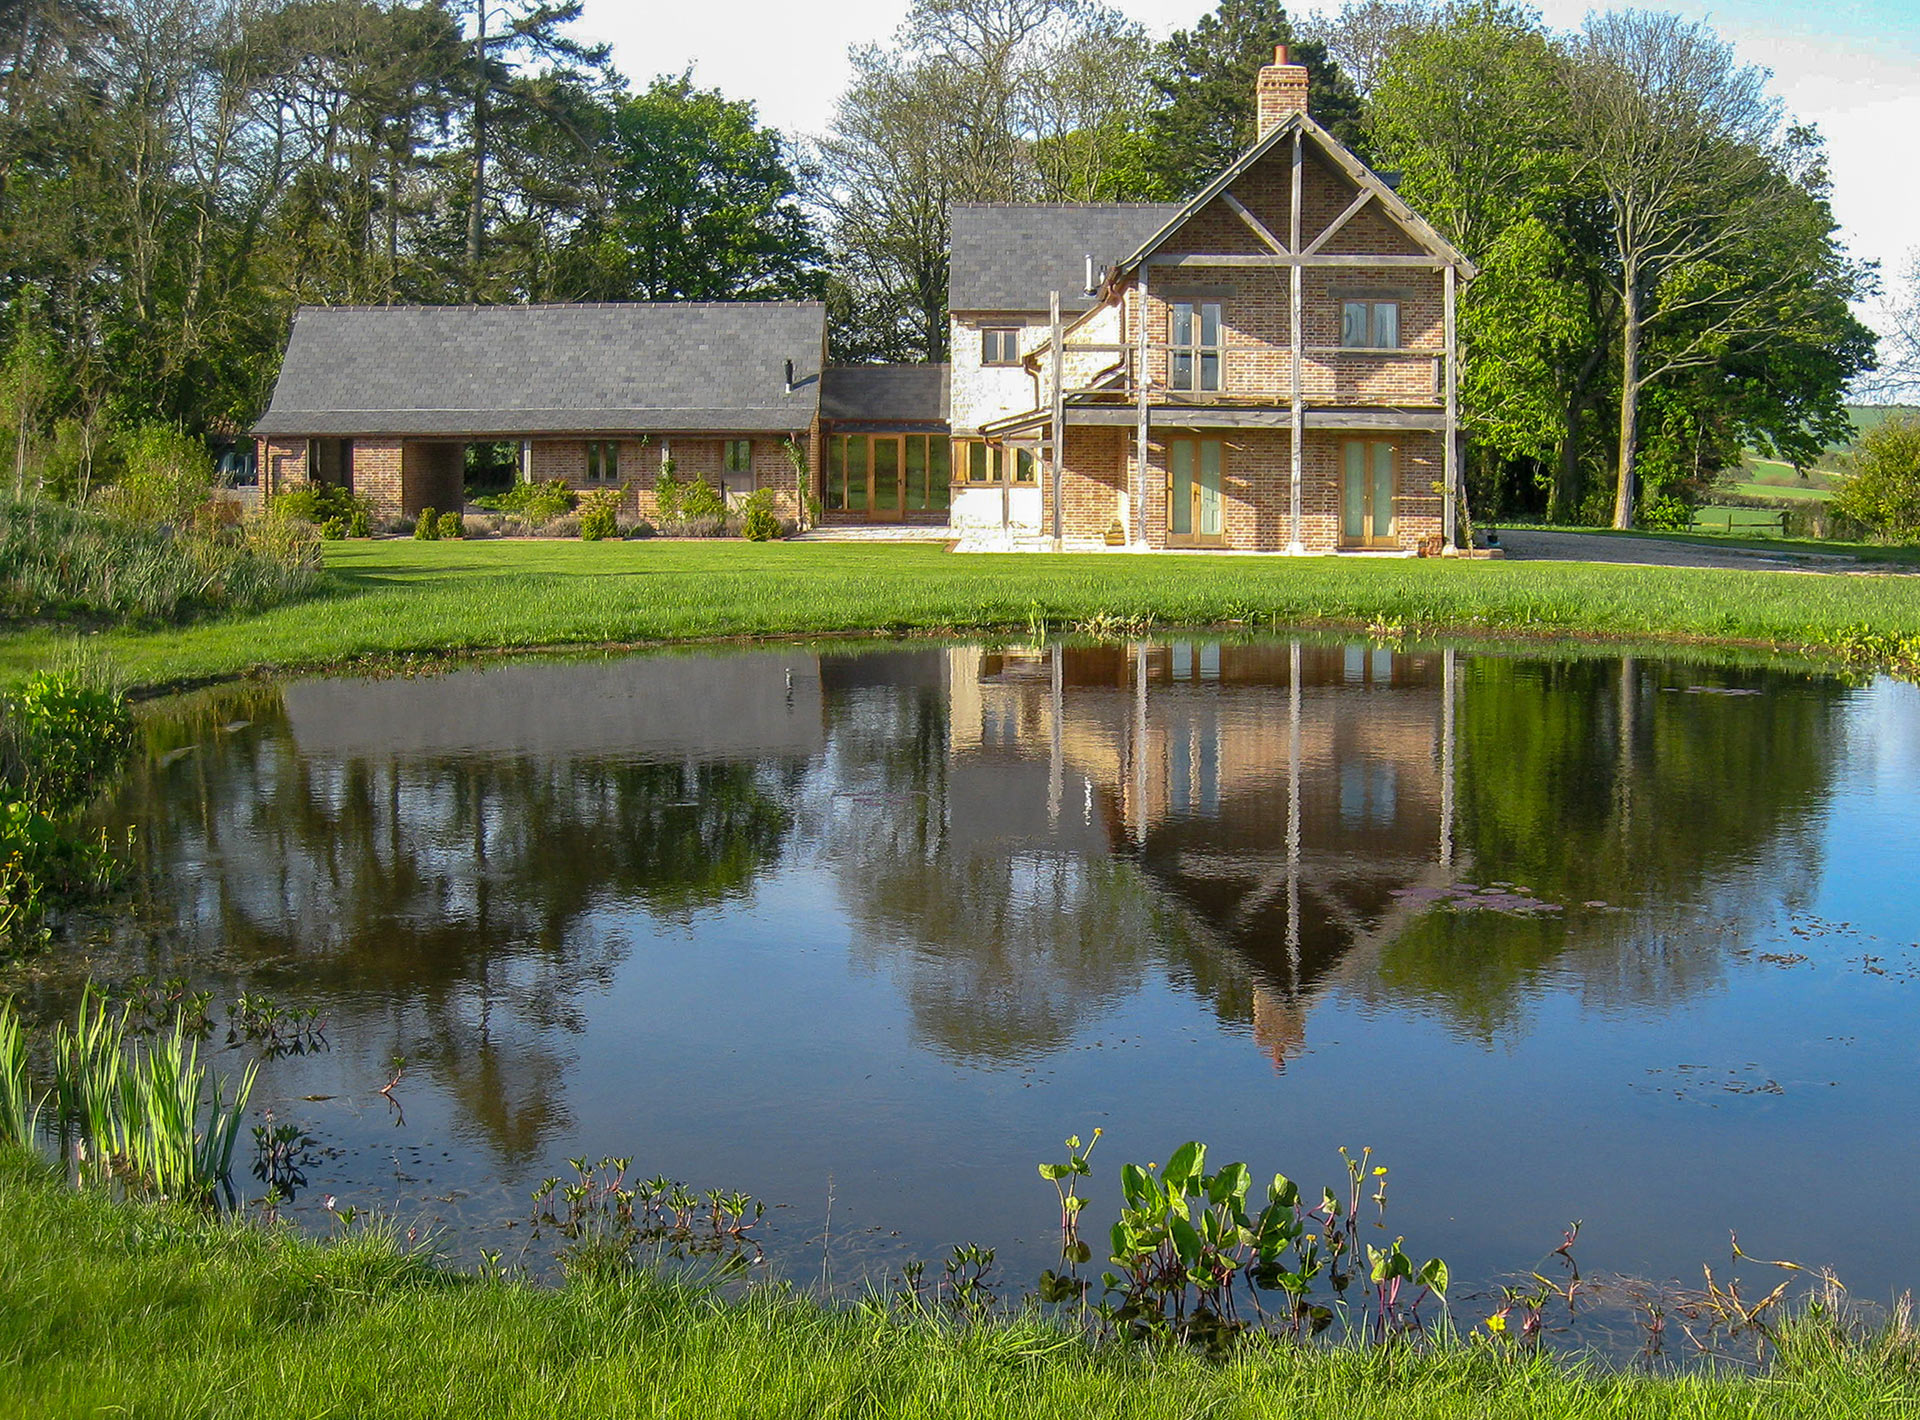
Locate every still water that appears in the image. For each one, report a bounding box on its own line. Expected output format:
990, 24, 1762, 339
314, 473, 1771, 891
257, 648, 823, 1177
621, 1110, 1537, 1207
63, 640, 1920, 1304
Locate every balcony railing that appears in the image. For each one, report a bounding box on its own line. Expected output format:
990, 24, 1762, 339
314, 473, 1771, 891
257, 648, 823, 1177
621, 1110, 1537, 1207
1042, 340, 1445, 406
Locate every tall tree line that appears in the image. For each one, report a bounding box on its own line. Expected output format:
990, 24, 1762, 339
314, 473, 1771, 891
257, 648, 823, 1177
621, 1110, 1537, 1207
0, 0, 820, 468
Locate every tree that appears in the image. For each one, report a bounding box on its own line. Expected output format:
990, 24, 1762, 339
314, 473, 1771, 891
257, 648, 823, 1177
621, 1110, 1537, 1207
462, 2, 609, 298
813, 0, 1154, 361
1870, 250, 1920, 400
1832, 414, 1920, 540
1562, 12, 1867, 528
1366, 3, 1611, 521
1146, 0, 1363, 194
572, 75, 822, 302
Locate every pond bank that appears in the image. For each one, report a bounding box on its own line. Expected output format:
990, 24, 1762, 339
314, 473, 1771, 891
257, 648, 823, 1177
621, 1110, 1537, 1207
2, 540, 1919, 691
1, 1151, 1912, 1419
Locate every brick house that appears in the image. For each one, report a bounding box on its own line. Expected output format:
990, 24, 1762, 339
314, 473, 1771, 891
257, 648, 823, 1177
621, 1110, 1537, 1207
256, 47, 1472, 552
254, 302, 828, 521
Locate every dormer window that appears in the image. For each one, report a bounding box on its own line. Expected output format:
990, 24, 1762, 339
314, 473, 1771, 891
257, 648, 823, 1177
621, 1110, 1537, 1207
1341, 300, 1400, 349
1170, 302, 1223, 392
981, 327, 1020, 366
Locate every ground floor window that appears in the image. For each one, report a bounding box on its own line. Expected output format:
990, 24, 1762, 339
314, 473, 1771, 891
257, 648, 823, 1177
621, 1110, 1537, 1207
953, 439, 1037, 486
827, 434, 951, 516
1341, 441, 1396, 545
586, 440, 620, 483
723, 439, 752, 474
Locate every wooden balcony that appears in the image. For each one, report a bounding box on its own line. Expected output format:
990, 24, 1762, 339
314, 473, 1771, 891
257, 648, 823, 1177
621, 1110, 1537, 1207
1041, 340, 1445, 409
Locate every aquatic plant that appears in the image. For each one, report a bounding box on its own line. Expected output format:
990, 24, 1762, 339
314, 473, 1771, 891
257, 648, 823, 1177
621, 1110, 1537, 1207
530, 1157, 764, 1276
1044, 1141, 1448, 1355
0, 998, 37, 1146
46, 989, 256, 1207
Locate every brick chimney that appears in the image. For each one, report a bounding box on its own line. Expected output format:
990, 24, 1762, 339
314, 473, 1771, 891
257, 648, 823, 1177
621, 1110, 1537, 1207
1256, 44, 1310, 139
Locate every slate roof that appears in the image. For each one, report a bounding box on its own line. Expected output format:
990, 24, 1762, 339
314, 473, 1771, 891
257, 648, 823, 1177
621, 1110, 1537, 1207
819, 364, 950, 425
254, 302, 826, 438
948, 204, 1181, 315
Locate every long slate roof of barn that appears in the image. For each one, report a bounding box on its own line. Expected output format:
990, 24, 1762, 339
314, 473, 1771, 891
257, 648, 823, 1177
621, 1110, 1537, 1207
254, 302, 826, 437
948, 204, 1181, 315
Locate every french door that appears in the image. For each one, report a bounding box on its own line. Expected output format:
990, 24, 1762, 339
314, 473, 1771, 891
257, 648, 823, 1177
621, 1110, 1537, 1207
1168, 438, 1224, 545
827, 435, 951, 520
1341, 441, 1397, 548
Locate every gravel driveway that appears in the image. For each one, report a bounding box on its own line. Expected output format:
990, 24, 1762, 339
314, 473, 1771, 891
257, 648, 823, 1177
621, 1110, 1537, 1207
1491, 528, 1910, 574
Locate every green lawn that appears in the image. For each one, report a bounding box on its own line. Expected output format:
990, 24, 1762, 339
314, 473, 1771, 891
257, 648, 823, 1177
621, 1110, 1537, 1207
1, 1151, 1911, 1419
4, 539, 1920, 691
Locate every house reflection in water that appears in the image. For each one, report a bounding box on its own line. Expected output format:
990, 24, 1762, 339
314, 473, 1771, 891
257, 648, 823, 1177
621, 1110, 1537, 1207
943, 640, 1461, 1069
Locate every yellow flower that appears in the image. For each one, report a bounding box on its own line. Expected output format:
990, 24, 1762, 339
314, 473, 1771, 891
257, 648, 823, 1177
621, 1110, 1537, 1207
1485, 1314, 1507, 1334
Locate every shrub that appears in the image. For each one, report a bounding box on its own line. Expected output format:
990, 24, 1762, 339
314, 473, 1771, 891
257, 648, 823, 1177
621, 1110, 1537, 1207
619, 516, 655, 539
414, 507, 439, 540
475, 479, 576, 526
1833, 415, 1920, 541
654, 461, 681, 521
273, 483, 371, 537
740, 489, 781, 542
0, 666, 136, 952
436, 509, 465, 540
676, 475, 726, 523
2, 670, 135, 815
578, 487, 622, 542
96, 425, 214, 526
543, 513, 581, 538
1639, 494, 1695, 531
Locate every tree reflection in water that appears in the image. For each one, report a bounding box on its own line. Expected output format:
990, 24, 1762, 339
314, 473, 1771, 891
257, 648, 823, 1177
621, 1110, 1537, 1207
81, 641, 1853, 1175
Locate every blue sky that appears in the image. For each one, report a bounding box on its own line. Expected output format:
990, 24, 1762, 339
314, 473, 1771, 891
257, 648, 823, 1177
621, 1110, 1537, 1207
582, 2, 1917, 339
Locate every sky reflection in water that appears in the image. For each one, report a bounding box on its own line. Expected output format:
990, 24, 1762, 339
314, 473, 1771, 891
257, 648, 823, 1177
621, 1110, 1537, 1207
67, 640, 1920, 1306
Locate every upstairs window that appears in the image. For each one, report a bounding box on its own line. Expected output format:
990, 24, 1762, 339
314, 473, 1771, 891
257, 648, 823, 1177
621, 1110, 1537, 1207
1341, 300, 1400, 349
586, 440, 620, 483
981, 327, 1020, 366
723, 439, 752, 474
1170, 302, 1223, 392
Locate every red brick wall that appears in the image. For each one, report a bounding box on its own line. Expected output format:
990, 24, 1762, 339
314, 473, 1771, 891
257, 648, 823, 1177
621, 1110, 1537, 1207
1110, 427, 1442, 552
260, 439, 306, 497
1042, 427, 1127, 539
1124, 145, 1444, 407
353, 439, 404, 516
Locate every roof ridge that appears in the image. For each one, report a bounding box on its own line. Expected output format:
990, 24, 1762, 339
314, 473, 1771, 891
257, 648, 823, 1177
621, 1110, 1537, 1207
294, 300, 827, 314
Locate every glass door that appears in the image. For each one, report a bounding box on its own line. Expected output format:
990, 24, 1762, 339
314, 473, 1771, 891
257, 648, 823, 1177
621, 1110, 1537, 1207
1167, 438, 1225, 545
870, 437, 903, 521
1341, 441, 1397, 547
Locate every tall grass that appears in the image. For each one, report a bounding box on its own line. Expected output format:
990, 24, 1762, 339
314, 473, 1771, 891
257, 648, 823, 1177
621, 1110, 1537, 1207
0, 496, 324, 625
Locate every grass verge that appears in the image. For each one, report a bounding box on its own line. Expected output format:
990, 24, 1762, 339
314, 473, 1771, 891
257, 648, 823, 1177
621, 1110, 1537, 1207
1, 540, 1918, 692
0, 1150, 1913, 1419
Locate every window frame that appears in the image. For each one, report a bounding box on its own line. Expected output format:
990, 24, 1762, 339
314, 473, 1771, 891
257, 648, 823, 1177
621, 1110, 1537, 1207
980, 327, 1021, 367
1340, 299, 1402, 350
1169, 301, 1224, 392
585, 440, 620, 483
722, 438, 752, 474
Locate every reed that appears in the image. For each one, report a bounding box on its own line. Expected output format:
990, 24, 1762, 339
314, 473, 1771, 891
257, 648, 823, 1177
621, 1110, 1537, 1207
0, 998, 35, 1147
44, 990, 255, 1205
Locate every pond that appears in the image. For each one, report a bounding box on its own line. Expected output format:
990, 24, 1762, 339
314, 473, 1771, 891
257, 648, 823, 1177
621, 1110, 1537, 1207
48, 639, 1920, 1313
